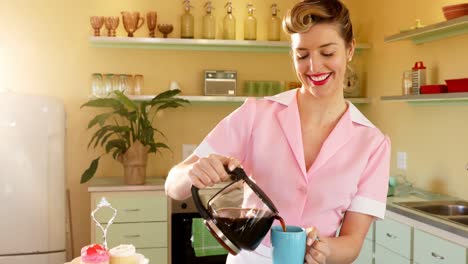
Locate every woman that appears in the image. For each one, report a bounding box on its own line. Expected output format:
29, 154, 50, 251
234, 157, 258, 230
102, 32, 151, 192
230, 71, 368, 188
165, 0, 390, 263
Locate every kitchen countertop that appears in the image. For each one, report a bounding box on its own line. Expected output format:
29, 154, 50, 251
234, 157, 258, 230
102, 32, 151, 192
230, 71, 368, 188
87, 177, 229, 193
87, 176, 166, 192
386, 190, 468, 246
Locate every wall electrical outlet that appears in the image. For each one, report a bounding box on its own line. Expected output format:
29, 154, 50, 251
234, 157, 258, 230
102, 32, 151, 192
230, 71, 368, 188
397, 151, 407, 170
182, 144, 198, 160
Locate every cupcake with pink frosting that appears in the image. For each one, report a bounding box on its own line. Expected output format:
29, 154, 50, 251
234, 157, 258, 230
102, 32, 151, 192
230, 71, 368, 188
80, 244, 109, 264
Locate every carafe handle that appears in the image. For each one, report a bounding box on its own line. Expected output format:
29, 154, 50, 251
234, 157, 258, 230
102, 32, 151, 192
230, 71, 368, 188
191, 165, 237, 220
191, 186, 211, 220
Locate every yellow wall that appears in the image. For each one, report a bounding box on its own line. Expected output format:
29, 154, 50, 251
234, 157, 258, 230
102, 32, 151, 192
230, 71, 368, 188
353, 0, 468, 200
3, 0, 467, 259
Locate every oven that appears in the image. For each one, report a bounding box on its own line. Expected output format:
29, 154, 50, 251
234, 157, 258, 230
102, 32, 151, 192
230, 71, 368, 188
170, 187, 228, 264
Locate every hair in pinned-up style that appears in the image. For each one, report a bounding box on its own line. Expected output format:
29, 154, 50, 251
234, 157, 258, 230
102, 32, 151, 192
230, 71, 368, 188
283, 0, 354, 46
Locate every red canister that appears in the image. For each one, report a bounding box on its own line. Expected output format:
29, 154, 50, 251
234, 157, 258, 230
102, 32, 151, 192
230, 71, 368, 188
411, 61, 426, 95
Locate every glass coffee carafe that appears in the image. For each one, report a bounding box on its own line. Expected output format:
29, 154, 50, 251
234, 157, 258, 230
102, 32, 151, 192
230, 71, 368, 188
192, 167, 282, 255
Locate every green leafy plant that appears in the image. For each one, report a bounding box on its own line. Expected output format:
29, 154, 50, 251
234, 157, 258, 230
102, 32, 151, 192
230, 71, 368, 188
80, 89, 189, 183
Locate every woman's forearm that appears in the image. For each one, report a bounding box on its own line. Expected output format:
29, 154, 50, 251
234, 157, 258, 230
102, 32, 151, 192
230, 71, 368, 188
165, 163, 193, 200
322, 235, 363, 264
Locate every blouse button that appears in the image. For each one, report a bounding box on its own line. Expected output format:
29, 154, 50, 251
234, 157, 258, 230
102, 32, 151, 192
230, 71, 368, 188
298, 186, 307, 194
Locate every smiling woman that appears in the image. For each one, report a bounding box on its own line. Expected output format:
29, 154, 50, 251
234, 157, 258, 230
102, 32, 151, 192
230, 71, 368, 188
165, 1, 391, 264
284, 0, 355, 101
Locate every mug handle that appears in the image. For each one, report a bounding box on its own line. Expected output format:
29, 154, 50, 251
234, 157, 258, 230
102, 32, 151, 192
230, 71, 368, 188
137, 17, 145, 30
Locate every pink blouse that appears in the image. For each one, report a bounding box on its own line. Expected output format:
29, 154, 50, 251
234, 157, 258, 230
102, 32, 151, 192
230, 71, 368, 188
194, 89, 390, 245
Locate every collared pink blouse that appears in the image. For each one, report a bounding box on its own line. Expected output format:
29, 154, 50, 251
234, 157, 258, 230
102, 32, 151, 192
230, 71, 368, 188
194, 89, 390, 246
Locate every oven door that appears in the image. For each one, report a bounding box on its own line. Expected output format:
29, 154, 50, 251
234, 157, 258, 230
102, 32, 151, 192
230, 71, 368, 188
171, 212, 228, 264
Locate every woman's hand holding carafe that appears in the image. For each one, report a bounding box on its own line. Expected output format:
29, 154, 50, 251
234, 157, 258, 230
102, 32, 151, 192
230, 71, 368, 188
188, 154, 241, 189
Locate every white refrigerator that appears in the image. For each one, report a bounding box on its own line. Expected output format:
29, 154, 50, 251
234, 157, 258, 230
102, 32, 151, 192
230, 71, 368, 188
0, 92, 66, 264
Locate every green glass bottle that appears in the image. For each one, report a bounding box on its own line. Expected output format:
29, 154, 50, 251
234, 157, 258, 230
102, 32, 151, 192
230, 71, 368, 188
268, 3, 281, 41
244, 3, 257, 40
223, 0, 236, 40
202, 1, 216, 39
181, 0, 194, 38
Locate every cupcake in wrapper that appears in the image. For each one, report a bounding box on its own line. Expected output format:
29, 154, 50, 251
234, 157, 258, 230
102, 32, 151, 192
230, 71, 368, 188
80, 244, 109, 264
109, 244, 138, 264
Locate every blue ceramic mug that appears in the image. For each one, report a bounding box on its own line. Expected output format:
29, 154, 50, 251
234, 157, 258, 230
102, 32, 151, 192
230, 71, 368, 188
271, 225, 307, 264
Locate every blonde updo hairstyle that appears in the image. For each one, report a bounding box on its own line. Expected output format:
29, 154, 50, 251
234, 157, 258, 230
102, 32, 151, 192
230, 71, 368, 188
283, 0, 354, 48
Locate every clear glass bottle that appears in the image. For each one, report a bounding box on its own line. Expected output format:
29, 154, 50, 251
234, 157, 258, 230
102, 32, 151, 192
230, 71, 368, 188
181, 0, 194, 39
223, 0, 236, 40
244, 3, 257, 40
268, 3, 281, 41
202, 1, 216, 39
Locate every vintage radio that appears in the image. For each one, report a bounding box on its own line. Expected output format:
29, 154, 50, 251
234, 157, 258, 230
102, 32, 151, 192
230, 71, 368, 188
204, 70, 237, 96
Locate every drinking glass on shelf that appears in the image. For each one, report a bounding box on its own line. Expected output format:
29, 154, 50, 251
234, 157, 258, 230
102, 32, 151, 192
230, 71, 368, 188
402, 71, 412, 95
103, 73, 115, 96
125, 74, 135, 95
117, 74, 133, 95
91, 73, 105, 98
133, 74, 144, 95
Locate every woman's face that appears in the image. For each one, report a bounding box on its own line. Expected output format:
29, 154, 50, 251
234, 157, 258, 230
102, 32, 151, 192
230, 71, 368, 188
291, 23, 354, 98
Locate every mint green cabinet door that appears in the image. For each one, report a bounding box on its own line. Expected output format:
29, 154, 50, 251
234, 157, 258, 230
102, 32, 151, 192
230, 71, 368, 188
138, 248, 168, 264
95, 222, 167, 248
94, 193, 167, 223
354, 238, 373, 264
375, 218, 411, 259
375, 245, 410, 264
413, 229, 466, 264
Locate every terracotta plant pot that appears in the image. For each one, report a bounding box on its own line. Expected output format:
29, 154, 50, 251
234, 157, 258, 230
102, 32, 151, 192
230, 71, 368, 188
117, 140, 150, 185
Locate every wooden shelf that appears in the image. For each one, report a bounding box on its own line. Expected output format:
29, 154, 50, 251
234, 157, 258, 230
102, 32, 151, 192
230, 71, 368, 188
89, 36, 372, 53
381, 92, 468, 103
129, 95, 372, 104
384, 15, 468, 44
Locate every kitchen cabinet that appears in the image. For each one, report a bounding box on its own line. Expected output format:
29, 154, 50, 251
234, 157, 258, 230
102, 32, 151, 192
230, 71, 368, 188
369, 207, 468, 264
88, 177, 168, 264
413, 229, 466, 264
375, 244, 411, 264
384, 15, 468, 45
375, 218, 412, 260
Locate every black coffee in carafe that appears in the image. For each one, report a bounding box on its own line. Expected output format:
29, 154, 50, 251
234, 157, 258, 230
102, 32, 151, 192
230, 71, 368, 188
210, 208, 275, 250
192, 167, 286, 255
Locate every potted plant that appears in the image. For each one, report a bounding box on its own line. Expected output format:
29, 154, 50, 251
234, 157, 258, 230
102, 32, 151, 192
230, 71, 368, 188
80, 89, 189, 185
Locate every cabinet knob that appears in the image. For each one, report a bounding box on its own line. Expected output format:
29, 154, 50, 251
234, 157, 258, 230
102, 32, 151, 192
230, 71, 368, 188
124, 234, 141, 238
431, 252, 445, 260
386, 233, 397, 239
123, 208, 141, 212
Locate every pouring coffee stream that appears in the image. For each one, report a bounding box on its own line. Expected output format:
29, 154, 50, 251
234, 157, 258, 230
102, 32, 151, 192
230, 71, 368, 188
191, 166, 286, 255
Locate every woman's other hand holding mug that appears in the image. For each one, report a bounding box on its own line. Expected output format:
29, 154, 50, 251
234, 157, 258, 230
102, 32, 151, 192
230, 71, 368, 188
305, 227, 330, 264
